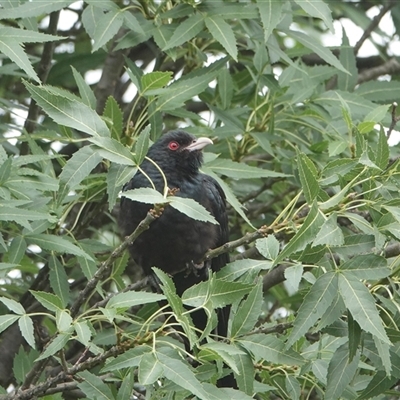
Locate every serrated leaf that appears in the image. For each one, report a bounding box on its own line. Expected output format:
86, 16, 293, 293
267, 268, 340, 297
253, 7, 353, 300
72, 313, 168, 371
89, 136, 135, 165
205, 158, 287, 179
13, 347, 39, 385
18, 315, 35, 348
134, 125, 151, 164
239, 334, 304, 365
312, 213, 344, 247
121, 187, 167, 204
325, 343, 360, 400
0, 315, 20, 333
169, 196, 218, 224
163, 13, 204, 50
201, 341, 245, 374
157, 352, 209, 399
0, 157, 11, 185
25, 234, 94, 261
71, 66, 96, 109
358, 370, 398, 400
297, 149, 319, 204
294, 0, 334, 32
0, 38, 40, 82
217, 259, 273, 281
364, 104, 390, 124
8, 236, 27, 265
106, 291, 165, 309
101, 346, 151, 372
56, 309, 73, 332
0, 297, 25, 315
339, 254, 390, 280
376, 127, 389, 169
77, 370, 114, 400
284, 264, 303, 295
103, 96, 123, 138
0, 206, 52, 230
138, 353, 163, 385
337, 30, 357, 91
141, 71, 172, 93
233, 352, 254, 395
36, 331, 73, 361
231, 280, 262, 337
205, 15, 237, 61
257, 0, 283, 42
286, 272, 338, 347
92, 9, 124, 52
0, 0, 72, 19
75, 321, 92, 346
49, 255, 70, 308
338, 273, 390, 344
275, 202, 324, 265
30, 291, 64, 312
107, 165, 136, 211
283, 29, 348, 73
256, 235, 280, 260
24, 82, 110, 137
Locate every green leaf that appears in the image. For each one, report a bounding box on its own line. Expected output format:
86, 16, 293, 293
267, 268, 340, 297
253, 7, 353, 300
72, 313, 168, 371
364, 104, 390, 123
24, 82, 110, 137
358, 371, 398, 400
294, 0, 334, 32
103, 96, 123, 138
71, 66, 96, 109
0, 297, 25, 315
283, 29, 348, 73
18, 315, 35, 348
338, 273, 390, 344
356, 80, 400, 103
257, 0, 283, 42
182, 278, 252, 309
134, 125, 151, 164
138, 353, 164, 385
325, 343, 360, 400
30, 291, 64, 312
217, 259, 273, 281
348, 311, 361, 362
231, 280, 263, 337
56, 309, 73, 332
286, 272, 338, 347
337, 29, 357, 92
296, 149, 319, 204
121, 187, 168, 204
49, 255, 70, 308
373, 336, 391, 375
169, 196, 218, 224
107, 291, 165, 309
239, 334, 304, 365
233, 353, 254, 395
0, 0, 72, 19
107, 164, 136, 211
141, 71, 172, 93
89, 137, 135, 165
36, 331, 73, 361
92, 9, 124, 52
75, 321, 92, 346
157, 352, 209, 399
339, 254, 390, 280
0, 157, 11, 185
205, 158, 287, 179
256, 235, 280, 261
8, 236, 27, 265
101, 346, 151, 372
58, 144, 100, 200
284, 264, 303, 295
275, 201, 324, 265
25, 234, 94, 261
205, 15, 237, 61
286, 375, 301, 400
163, 13, 204, 50
376, 126, 389, 170
0, 206, 52, 230
13, 347, 39, 385
312, 213, 344, 247
77, 370, 114, 400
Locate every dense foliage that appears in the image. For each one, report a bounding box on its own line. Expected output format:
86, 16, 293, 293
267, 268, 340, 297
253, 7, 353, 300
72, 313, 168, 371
1, 0, 400, 399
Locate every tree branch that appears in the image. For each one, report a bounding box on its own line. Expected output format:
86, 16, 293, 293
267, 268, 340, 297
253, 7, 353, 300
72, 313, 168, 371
357, 58, 400, 84
353, 0, 396, 55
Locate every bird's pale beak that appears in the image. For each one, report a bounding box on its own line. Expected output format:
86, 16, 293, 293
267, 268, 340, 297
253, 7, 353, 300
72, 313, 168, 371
186, 137, 213, 152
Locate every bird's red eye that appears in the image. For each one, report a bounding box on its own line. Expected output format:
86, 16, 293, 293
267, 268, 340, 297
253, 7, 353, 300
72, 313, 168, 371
168, 141, 180, 151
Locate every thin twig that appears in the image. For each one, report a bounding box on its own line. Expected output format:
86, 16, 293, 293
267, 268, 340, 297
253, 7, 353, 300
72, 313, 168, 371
353, 1, 396, 55
70, 210, 158, 318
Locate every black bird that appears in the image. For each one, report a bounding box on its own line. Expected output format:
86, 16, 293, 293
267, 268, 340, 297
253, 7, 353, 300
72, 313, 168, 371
119, 130, 230, 336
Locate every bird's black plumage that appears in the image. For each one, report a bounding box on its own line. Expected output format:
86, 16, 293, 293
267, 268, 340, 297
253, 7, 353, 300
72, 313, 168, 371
119, 130, 229, 334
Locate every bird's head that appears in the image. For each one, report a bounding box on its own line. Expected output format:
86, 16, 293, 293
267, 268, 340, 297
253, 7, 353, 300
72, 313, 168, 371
148, 130, 213, 177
